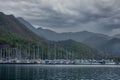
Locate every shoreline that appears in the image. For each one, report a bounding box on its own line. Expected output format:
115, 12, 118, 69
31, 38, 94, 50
0, 63, 120, 67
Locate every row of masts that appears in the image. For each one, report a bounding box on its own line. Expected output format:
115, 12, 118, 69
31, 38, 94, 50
0, 44, 117, 64
0, 45, 75, 60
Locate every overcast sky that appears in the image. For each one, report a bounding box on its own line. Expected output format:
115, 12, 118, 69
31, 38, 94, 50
0, 0, 120, 35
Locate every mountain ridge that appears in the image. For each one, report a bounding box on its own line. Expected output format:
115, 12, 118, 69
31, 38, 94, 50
0, 12, 103, 59
18, 17, 111, 49
17, 17, 120, 56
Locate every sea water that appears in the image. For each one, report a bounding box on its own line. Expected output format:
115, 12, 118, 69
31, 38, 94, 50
0, 64, 120, 80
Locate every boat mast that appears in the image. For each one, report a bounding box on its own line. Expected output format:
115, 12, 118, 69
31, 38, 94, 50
0, 48, 2, 59
37, 44, 39, 59
54, 44, 56, 60
47, 43, 50, 60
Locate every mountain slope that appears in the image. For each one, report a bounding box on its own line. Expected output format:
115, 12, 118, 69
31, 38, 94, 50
36, 28, 111, 43
17, 17, 111, 44
56, 40, 103, 59
102, 38, 120, 56
17, 17, 37, 34
0, 12, 45, 41
83, 36, 109, 48
18, 18, 111, 49
19, 17, 120, 56
0, 12, 103, 59
17, 17, 59, 40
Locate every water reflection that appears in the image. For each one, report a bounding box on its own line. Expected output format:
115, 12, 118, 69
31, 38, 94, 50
0, 65, 120, 80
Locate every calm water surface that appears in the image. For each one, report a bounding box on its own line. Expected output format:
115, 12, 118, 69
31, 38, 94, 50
0, 64, 120, 80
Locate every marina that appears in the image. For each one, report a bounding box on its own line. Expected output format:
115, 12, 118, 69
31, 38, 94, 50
0, 58, 117, 65
0, 47, 119, 65
0, 1, 120, 79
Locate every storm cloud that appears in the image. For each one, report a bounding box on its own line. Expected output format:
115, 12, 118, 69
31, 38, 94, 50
0, 0, 120, 35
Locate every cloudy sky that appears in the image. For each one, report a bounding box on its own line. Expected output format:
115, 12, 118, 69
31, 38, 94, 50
0, 0, 120, 35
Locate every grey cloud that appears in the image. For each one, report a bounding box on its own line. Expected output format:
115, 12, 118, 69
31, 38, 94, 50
0, 0, 120, 35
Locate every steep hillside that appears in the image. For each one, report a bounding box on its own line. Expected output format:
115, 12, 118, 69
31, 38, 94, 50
19, 17, 120, 58
17, 17, 37, 34
56, 40, 103, 59
102, 38, 120, 56
83, 36, 109, 48
18, 18, 111, 49
0, 12, 103, 59
0, 12, 45, 41
17, 17, 59, 40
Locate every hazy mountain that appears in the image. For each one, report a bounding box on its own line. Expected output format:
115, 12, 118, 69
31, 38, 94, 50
56, 39, 103, 59
0, 12, 102, 59
17, 17, 63, 40
17, 17, 120, 57
36, 28, 111, 43
102, 38, 120, 56
36, 27, 60, 40
18, 18, 111, 49
83, 36, 109, 49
